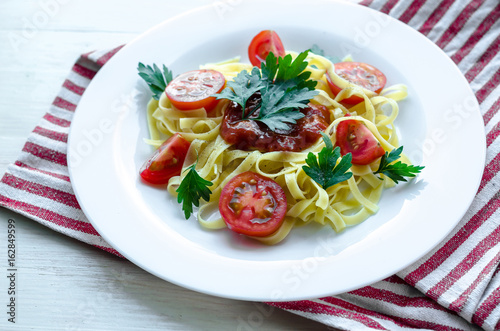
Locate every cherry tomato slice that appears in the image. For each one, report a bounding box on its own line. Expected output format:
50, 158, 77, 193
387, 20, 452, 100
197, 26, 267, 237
219, 171, 287, 237
326, 62, 387, 105
139, 133, 190, 185
165, 69, 226, 111
335, 119, 385, 165
248, 30, 286, 68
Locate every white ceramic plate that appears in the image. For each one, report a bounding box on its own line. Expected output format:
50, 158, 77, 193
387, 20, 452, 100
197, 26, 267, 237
68, 0, 486, 301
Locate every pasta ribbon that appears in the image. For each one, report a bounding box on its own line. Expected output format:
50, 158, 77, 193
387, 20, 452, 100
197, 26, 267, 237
149, 53, 410, 245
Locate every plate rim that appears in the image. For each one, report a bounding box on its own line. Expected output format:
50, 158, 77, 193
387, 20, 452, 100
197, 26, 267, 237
68, 0, 486, 301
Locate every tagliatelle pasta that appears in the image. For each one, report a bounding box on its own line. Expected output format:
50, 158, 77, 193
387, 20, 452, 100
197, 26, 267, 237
144, 51, 410, 245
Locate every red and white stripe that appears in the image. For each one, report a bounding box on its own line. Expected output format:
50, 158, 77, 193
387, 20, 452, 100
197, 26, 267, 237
0, 2, 497, 330
270, 277, 483, 330
270, 0, 500, 330
0, 46, 123, 256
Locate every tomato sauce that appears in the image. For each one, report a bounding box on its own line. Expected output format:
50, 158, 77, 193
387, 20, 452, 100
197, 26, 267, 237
220, 95, 330, 152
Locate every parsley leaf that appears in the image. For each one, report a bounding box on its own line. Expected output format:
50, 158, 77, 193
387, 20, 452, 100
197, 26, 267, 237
309, 44, 341, 64
374, 146, 425, 184
216, 67, 265, 110
302, 132, 353, 189
215, 50, 319, 132
176, 163, 213, 219
137, 62, 173, 100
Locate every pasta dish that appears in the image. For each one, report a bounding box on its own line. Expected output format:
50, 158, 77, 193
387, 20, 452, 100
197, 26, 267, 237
137, 30, 422, 245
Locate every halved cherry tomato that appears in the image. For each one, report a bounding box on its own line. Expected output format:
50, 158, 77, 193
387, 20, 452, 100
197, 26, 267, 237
139, 133, 190, 185
165, 69, 226, 111
326, 62, 386, 105
219, 171, 287, 237
248, 30, 286, 68
335, 119, 385, 165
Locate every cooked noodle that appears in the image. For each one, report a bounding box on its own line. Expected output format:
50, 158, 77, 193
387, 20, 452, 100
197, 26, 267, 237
144, 52, 409, 244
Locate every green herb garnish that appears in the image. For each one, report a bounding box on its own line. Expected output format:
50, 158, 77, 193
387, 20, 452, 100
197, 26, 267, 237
215, 50, 319, 132
176, 162, 213, 219
309, 44, 341, 64
302, 132, 353, 190
137, 63, 173, 100
374, 146, 424, 184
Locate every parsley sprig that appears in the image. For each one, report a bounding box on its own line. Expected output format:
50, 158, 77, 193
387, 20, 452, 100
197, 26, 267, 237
302, 132, 353, 190
137, 63, 173, 100
374, 146, 424, 184
309, 44, 341, 64
216, 50, 319, 132
176, 162, 213, 219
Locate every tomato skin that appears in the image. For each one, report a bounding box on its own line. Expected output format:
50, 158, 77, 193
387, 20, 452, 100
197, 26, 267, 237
219, 171, 287, 237
248, 30, 286, 68
335, 119, 385, 165
165, 70, 226, 112
326, 72, 363, 105
326, 62, 387, 105
139, 133, 191, 185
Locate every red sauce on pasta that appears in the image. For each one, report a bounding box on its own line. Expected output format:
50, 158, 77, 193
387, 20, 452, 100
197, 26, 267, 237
220, 95, 330, 152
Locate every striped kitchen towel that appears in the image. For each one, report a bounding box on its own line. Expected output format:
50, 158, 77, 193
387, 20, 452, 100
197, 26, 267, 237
0, 0, 498, 330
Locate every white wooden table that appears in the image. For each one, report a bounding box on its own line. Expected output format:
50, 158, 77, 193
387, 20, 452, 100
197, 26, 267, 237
0, 0, 346, 329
